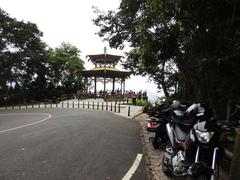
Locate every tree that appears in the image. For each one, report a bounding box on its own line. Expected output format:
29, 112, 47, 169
48, 42, 85, 96
93, 0, 240, 120
0, 8, 49, 104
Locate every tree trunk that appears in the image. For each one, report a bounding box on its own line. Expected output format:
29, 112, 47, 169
226, 98, 232, 122
161, 83, 169, 97
229, 129, 240, 180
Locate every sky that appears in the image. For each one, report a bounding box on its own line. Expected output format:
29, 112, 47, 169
0, 0, 163, 101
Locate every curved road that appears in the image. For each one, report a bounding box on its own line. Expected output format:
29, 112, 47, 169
0, 109, 147, 180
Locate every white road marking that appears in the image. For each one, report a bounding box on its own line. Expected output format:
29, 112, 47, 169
122, 153, 143, 180
0, 113, 51, 133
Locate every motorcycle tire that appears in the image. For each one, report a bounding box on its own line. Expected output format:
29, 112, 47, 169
186, 176, 208, 180
162, 154, 172, 176
152, 140, 160, 149
186, 165, 219, 180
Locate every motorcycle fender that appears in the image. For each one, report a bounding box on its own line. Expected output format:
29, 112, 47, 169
166, 123, 175, 147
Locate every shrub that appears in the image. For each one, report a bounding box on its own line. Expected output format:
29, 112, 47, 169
143, 101, 154, 113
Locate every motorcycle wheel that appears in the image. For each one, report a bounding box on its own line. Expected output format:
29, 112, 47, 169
161, 140, 173, 176
186, 165, 219, 180
162, 155, 172, 176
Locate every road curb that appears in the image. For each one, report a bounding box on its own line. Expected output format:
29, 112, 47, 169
134, 113, 170, 180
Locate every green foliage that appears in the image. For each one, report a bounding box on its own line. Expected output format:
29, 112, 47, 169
136, 99, 147, 106
93, 0, 240, 120
0, 8, 49, 104
143, 101, 154, 113
47, 42, 85, 94
0, 8, 85, 105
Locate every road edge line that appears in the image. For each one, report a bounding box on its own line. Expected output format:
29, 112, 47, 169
0, 113, 51, 133
122, 153, 143, 180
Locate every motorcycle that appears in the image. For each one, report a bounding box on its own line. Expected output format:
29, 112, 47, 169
146, 105, 171, 149
186, 106, 237, 179
162, 102, 234, 179
161, 101, 194, 176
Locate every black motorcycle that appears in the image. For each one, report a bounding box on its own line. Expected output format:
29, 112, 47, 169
162, 102, 235, 179
162, 101, 194, 176
186, 107, 236, 179
146, 105, 171, 149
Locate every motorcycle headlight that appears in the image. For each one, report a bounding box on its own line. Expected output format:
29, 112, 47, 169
195, 130, 214, 143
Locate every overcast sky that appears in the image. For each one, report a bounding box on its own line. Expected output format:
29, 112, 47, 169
1, 0, 163, 101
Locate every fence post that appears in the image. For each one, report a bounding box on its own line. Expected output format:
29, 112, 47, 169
111, 103, 112, 111
83, 101, 85, 109
62, 101, 64, 108
114, 102, 116, 112
128, 106, 130, 117
32, 104, 34, 108
50, 103, 52, 108
26, 104, 28, 109
56, 103, 58, 108
19, 105, 21, 109
88, 101, 90, 109
72, 101, 74, 108
93, 102, 95, 109
44, 103, 46, 108
39, 103, 40, 108
106, 102, 108, 111
118, 103, 120, 113
78, 101, 80, 108
97, 102, 99, 110
102, 102, 104, 110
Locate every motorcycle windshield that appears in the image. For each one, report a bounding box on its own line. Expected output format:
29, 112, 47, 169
195, 121, 208, 132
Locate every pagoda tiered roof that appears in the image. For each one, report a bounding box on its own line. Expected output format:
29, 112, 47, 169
81, 67, 131, 78
86, 54, 123, 64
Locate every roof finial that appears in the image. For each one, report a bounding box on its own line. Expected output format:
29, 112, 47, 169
104, 46, 107, 58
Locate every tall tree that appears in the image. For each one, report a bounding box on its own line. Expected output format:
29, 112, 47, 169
48, 42, 85, 95
0, 8, 49, 104
93, 0, 240, 119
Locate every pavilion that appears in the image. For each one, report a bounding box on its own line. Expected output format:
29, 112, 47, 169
81, 53, 131, 98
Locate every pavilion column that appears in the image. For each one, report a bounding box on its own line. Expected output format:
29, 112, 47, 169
104, 77, 106, 92
120, 78, 123, 95
85, 77, 88, 93
123, 79, 126, 94
112, 77, 115, 93
94, 76, 97, 97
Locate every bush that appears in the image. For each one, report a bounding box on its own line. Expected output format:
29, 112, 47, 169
136, 99, 147, 106
143, 101, 154, 113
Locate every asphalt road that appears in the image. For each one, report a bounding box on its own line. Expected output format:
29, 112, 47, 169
0, 108, 147, 180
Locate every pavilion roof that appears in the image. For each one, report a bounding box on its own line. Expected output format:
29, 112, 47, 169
81, 67, 131, 78
86, 54, 123, 64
